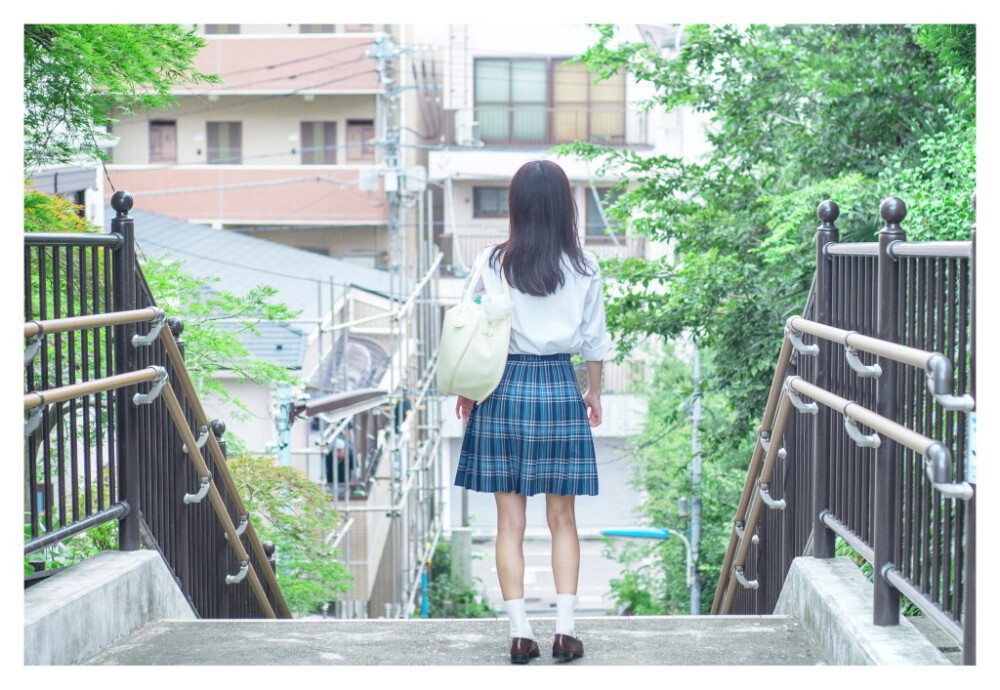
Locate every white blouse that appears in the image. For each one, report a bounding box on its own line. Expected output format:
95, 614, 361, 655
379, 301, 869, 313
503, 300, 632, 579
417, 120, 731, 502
462, 244, 614, 361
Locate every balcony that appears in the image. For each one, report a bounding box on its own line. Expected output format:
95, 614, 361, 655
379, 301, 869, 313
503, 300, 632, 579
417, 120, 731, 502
448, 106, 651, 149
104, 166, 388, 226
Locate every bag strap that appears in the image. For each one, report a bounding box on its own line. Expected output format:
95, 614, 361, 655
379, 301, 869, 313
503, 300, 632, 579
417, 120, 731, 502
461, 250, 490, 304
463, 248, 512, 302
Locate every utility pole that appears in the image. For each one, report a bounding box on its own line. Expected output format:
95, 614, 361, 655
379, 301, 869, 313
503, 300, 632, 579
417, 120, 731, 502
367, 31, 440, 617
690, 345, 702, 615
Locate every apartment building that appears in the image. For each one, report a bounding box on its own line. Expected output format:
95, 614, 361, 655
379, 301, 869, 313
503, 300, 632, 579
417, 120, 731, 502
106, 23, 410, 269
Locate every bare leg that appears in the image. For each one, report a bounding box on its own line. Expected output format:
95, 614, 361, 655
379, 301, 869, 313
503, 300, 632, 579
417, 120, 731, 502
546, 493, 579, 594
494, 491, 528, 600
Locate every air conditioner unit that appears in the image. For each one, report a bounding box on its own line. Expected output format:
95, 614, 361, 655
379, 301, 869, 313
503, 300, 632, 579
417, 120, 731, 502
456, 121, 482, 147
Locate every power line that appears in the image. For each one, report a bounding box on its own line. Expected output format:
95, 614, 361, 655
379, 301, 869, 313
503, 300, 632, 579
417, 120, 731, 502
164, 64, 378, 118
214, 55, 369, 91
215, 39, 375, 79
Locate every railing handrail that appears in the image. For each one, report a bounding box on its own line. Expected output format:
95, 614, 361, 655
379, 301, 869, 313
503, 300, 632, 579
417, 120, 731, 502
24, 232, 124, 248
719, 392, 796, 613
25, 308, 164, 339
158, 381, 277, 618
157, 327, 293, 618
786, 376, 971, 500
24, 366, 163, 410
823, 239, 972, 259
787, 315, 974, 411
711, 335, 793, 615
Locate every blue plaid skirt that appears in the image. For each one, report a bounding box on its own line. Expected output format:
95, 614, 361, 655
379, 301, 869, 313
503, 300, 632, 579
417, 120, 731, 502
454, 353, 598, 496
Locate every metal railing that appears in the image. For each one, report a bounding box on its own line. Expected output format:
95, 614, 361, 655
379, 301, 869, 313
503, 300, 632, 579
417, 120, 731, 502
711, 196, 976, 665
450, 106, 651, 148
24, 190, 290, 618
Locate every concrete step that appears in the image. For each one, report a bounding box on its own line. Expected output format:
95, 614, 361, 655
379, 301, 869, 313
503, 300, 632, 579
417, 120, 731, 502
83, 615, 828, 665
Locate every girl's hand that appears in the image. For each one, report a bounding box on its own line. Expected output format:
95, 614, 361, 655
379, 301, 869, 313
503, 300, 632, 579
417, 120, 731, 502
455, 395, 475, 423
582, 390, 602, 427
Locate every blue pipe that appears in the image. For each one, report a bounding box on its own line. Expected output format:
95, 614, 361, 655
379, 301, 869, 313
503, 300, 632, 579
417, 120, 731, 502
421, 571, 429, 618
601, 527, 671, 540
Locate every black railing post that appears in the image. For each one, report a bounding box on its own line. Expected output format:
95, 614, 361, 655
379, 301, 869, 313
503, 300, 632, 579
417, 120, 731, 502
964, 191, 976, 665
211, 419, 231, 618
812, 200, 839, 559
111, 190, 140, 551
874, 196, 905, 625
168, 317, 192, 589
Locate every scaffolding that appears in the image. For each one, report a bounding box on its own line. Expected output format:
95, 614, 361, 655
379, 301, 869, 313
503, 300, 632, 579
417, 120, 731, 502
286, 186, 445, 619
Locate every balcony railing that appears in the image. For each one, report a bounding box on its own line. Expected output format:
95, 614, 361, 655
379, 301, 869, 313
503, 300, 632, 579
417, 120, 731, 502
450, 107, 651, 148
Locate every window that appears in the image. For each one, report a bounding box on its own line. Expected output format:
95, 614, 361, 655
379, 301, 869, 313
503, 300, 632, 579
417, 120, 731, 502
473, 57, 627, 146
205, 24, 240, 34
346, 120, 375, 163
299, 24, 335, 33
149, 121, 177, 164
206, 122, 242, 164
553, 59, 626, 144
473, 187, 509, 218
474, 58, 547, 144
585, 187, 623, 237
301, 121, 337, 165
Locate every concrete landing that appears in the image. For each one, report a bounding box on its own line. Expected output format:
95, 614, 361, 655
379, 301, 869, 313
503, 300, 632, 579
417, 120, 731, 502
84, 615, 827, 665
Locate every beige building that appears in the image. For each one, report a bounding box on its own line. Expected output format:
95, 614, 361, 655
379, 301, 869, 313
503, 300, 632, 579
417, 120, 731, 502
106, 24, 400, 268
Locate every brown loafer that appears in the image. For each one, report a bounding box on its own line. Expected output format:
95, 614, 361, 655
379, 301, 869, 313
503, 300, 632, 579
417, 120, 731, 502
510, 637, 540, 664
552, 633, 584, 662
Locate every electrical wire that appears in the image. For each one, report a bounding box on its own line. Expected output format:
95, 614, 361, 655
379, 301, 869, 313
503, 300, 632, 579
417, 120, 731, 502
215, 54, 370, 91
214, 39, 376, 79
165, 64, 378, 118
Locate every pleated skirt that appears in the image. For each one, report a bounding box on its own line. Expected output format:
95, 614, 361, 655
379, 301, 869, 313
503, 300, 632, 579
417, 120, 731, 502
454, 353, 599, 496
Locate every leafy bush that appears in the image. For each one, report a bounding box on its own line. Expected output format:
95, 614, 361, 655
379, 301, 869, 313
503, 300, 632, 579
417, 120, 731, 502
228, 453, 353, 617
423, 538, 496, 618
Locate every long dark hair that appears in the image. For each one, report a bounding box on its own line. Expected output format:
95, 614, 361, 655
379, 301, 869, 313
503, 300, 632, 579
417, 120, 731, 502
488, 159, 595, 297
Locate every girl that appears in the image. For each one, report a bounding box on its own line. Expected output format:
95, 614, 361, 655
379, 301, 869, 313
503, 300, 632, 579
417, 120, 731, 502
453, 159, 613, 664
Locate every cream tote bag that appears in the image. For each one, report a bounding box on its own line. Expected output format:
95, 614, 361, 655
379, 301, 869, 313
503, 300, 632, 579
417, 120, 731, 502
437, 250, 512, 402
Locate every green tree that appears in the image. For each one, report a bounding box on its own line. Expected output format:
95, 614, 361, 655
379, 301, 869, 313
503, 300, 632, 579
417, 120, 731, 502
140, 256, 301, 422
559, 23, 974, 613
559, 22, 974, 444
24, 24, 217, 171
606, 347, 749, 614
228, 453, 353, 616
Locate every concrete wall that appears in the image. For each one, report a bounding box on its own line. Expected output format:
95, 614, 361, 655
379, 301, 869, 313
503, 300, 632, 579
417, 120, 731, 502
775, 556, 952, 665
24, 550, 195, 665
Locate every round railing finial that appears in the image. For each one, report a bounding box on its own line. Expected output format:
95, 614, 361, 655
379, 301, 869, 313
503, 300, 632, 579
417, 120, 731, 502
817, 200, 840, 225
880, 196, 907, 226
210, 419, 227, 437
111, 190, 133, 217
262, 541, 275, 557
167, 316, 184, 337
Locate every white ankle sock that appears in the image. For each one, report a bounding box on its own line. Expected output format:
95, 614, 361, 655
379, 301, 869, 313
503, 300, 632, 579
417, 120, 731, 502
504, 598, 533, 639
555, 593, 577, 636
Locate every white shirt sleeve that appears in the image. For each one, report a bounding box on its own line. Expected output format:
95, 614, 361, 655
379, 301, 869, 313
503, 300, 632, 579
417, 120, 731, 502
579, 261, 614, 361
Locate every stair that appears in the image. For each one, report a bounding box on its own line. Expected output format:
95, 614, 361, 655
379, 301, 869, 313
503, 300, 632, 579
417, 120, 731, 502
83, 615, 828, 665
